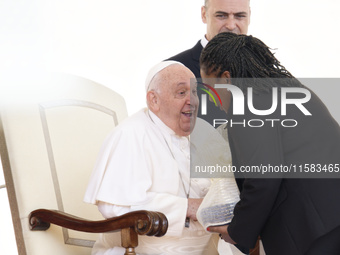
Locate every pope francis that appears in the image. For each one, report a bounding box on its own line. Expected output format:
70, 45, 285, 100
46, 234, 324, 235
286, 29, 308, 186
84, 61, 240, 255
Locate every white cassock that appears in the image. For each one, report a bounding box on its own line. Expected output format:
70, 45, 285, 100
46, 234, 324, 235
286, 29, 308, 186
84, 108, 242, 255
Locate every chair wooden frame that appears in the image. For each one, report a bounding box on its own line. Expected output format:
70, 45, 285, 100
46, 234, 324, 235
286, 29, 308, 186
1, 113, 168, 255
29, 209, 168, 255
0, 73, 168, 255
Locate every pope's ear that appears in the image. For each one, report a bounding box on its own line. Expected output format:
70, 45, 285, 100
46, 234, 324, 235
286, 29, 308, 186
147, 90, 160, 112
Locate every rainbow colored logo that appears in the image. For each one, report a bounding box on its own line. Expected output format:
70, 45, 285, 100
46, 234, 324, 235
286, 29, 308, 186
197, 82, 222, 107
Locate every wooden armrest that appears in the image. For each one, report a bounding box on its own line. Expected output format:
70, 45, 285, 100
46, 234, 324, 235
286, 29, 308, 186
29, 209, 168, 255
29, 209, 168, 237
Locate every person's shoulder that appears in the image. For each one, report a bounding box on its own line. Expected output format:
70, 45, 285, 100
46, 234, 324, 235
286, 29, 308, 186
166, 40, 202, 63
110, 108, 149, 136
167, 48, 193, 62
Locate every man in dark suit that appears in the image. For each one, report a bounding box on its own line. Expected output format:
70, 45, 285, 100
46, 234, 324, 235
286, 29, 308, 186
167, 0, 251, 126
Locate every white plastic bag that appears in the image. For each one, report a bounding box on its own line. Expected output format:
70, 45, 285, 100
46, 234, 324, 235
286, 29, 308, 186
197, 177, 240, 230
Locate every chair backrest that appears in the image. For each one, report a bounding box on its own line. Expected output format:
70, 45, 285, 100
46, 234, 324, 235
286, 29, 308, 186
0, 72, 128, 255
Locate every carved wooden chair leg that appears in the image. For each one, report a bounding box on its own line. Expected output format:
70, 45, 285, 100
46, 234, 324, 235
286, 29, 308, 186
121, 227, 138, 255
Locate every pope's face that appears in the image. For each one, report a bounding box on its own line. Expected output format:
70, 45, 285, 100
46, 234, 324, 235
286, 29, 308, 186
202, 0, 250, 41
156, 65, 198, 136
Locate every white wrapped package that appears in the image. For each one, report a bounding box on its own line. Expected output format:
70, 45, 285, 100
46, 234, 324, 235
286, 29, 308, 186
191, 120, 239, 229
196, 178, 240, 230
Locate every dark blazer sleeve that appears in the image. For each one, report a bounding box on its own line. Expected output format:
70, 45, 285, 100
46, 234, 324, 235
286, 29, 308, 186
227, 96, 285, 248
227, 86, 340, 252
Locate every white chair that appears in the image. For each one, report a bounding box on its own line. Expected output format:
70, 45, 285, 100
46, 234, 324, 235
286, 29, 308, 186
0, 72, 167, 255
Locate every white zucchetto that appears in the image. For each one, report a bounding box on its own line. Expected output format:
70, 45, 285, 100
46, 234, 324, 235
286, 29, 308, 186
145, 60, 184, 92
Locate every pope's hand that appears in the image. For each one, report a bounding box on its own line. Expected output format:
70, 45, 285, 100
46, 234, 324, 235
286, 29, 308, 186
186, 198, 203, 221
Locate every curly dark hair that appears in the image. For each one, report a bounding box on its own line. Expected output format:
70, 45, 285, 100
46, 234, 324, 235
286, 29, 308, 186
200, 32, 302, 93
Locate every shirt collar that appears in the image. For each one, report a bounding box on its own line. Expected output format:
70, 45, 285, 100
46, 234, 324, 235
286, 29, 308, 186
200, 35, 209, 48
